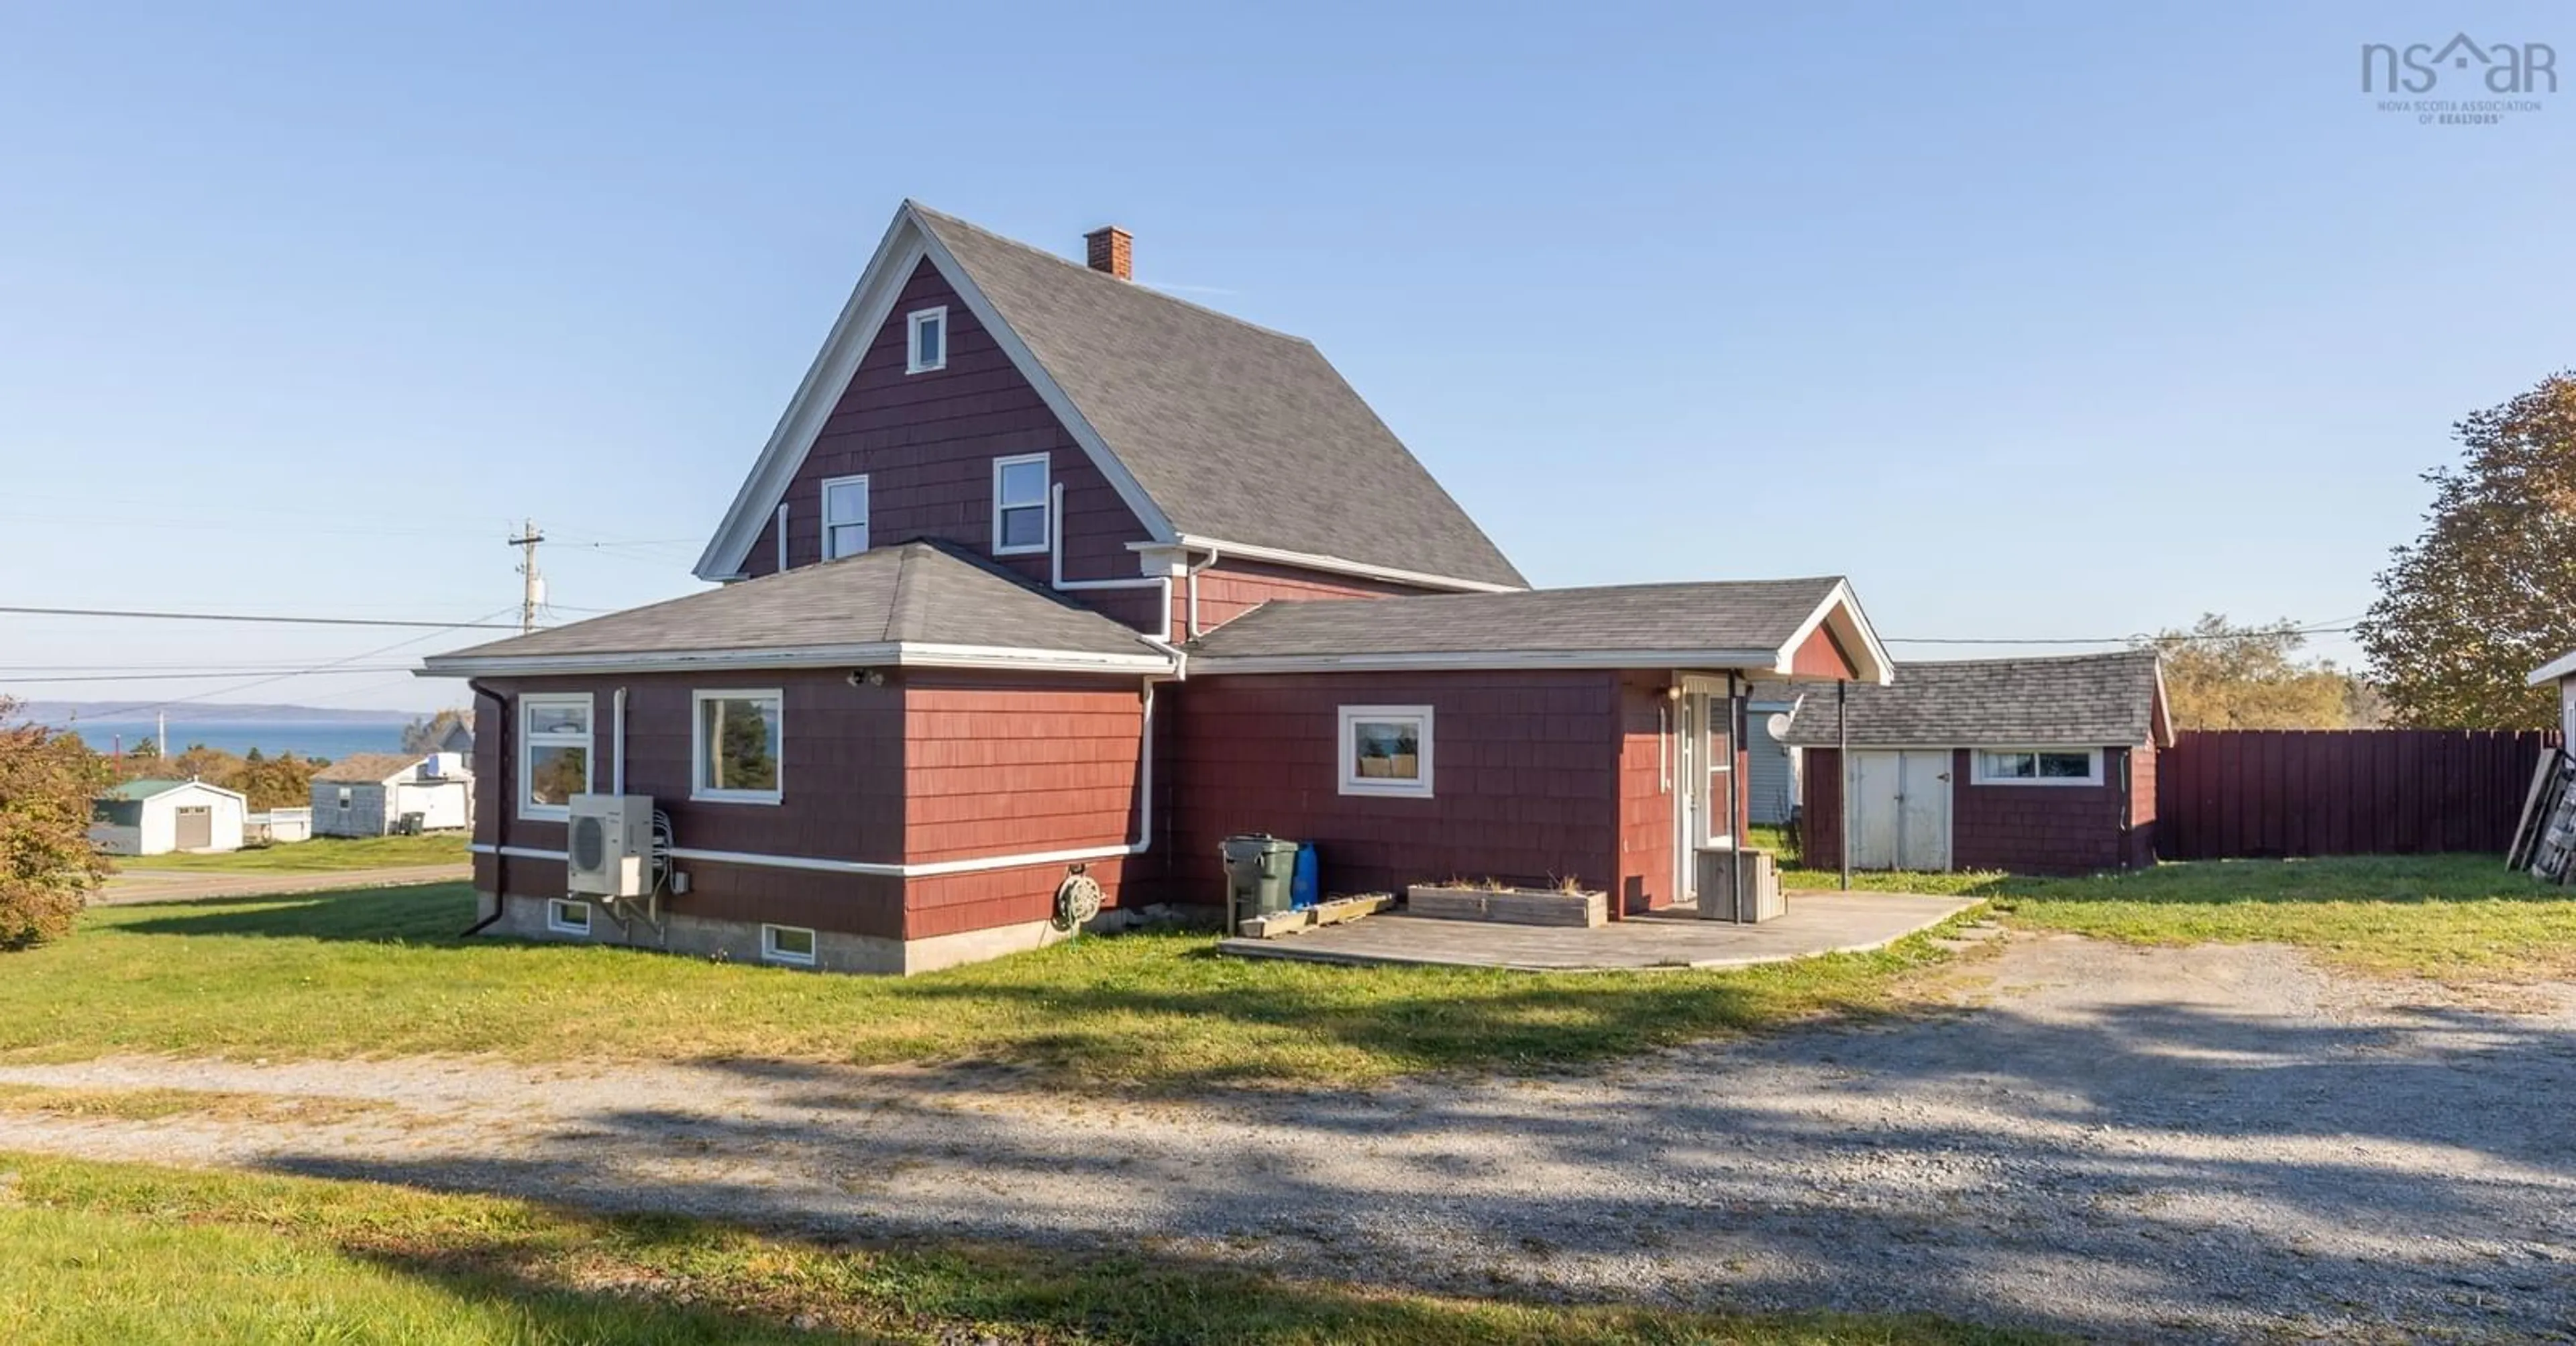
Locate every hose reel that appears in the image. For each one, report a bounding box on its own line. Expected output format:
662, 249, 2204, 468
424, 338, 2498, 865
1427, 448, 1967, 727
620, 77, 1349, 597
1053, 866, 1104, 931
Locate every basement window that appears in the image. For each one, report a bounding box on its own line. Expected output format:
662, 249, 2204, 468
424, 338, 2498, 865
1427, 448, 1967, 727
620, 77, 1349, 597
1972, 748, 2103, 786
1339, 705, 1434, 798
906, 306, 947, 374
547, 898, 592, 936
761, 924, 818, 966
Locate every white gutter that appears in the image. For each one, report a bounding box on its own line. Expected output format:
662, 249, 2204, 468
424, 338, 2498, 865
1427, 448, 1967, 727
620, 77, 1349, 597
468, 678, 1161, 878
1189, 648, 1794, 676
1136, 535, 1523, 594
420, 641, 1174, 679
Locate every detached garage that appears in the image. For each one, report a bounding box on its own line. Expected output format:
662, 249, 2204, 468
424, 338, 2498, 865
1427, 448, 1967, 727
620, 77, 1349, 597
91, 778, 248, 856
1785, 652, 2171, 874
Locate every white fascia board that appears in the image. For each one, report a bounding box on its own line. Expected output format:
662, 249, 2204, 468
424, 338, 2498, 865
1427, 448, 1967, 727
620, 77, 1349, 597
419, 641, 1175, 679
910, 210, 1176, 543
1140, 535, 1523, 594
1189, 648, 1786, 676
2529, 650, 2576, 686
696, 210, 922, 581
1774, 579, 1894, 686
697, 203, 1178, 582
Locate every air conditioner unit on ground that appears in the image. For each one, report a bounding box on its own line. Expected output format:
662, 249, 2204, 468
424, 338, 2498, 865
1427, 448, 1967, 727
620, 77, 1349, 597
566, 793, 653, 898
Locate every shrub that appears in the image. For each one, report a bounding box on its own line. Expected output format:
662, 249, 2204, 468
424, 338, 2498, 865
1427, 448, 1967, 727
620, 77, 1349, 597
0, 698, 110, 950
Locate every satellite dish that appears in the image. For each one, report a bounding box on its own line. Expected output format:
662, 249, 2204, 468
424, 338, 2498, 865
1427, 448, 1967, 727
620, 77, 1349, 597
1764, 712, 1794, 741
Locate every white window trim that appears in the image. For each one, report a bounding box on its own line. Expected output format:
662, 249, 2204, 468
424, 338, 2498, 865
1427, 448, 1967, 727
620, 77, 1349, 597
692, 688, 784, 805
761, 923, 818, 967
820, 473, 870, 560
906, 305, 947, 374
991, 452, 1051, 556
547, 898, 592, 936
517, 692, 594, 821
1338, 704, 1434, 798
1970, 746, 2105, 787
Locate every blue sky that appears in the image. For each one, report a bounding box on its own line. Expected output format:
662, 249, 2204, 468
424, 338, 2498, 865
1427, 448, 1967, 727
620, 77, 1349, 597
2, 1, 2565, 713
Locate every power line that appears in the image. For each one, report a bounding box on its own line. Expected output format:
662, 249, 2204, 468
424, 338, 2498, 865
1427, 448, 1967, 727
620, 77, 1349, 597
1, 666, 421, 684
0, 605, 522, 630
70, 606, 519, 719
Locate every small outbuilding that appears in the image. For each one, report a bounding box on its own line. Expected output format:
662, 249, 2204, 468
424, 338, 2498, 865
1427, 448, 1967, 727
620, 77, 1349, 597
90, 778, 249, 856
311, 752, 474, 837
2531, 651, 2576, 743
1785, 651, 2171, 874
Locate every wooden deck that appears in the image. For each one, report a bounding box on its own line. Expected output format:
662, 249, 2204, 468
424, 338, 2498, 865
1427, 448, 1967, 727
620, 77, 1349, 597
1215, 890, 1981, 972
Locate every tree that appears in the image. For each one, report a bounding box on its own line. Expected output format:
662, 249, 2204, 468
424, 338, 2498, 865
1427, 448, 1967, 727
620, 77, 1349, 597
402, 708, 473, 755
2357, 372, 2576, 727
2141, 615, 2371, 730
231, 752, 321, 813
0, 697, 111, 950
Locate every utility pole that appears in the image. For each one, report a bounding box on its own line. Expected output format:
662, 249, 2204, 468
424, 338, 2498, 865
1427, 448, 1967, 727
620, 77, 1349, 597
506, 519, 545, 634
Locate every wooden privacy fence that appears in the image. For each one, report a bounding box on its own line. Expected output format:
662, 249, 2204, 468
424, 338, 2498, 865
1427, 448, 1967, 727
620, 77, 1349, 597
2157, 729, 2563, 860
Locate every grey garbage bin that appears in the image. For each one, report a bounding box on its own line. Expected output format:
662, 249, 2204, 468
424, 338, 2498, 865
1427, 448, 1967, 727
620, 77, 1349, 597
1222, 835, 1300, 931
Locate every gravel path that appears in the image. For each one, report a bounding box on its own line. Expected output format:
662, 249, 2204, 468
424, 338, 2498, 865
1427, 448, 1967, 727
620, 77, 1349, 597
3, 933, 2573, 1342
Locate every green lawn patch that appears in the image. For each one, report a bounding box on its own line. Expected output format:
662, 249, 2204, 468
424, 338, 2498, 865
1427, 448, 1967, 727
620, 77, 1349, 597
0, 884, 1957, 1088
1761, 824, 2576, 982
115, 833, 468, 874
0, 1151, 2042, 1345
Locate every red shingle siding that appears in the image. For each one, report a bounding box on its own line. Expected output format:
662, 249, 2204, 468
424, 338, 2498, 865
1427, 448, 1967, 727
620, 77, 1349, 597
476, 670, 909, 939
1167, 670, 1625, 904
738, 259, 1155, 616
1788, 620, 1861, 680
1613, 672, 1676, 913
1181, 558, 1436, 637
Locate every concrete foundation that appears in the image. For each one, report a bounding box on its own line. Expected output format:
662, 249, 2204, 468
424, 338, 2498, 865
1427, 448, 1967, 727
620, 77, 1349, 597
475, 890, 1079, 976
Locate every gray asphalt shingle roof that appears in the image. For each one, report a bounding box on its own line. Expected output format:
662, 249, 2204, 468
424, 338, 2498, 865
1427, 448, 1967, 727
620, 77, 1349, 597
1780, 651, 2166, 748
912, 205, 1526, 589
427, 541, 1155, 666
311, 753, 430, 784
1185, 577, 1845, 660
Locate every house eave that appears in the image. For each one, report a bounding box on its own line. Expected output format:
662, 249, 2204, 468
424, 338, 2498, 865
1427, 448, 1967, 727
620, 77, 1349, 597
2528, 650, 2576, 686
1138, 535, 1523, 594
419, 641, 1176, 680
1189, 648, 1793, 676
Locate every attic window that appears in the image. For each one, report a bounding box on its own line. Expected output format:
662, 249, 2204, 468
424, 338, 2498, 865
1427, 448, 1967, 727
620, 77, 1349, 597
906, 307, 947, 374
991, 454, 1051, 555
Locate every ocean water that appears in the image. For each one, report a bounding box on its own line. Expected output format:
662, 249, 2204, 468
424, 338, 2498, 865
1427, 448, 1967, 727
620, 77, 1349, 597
47, 719, 408, 762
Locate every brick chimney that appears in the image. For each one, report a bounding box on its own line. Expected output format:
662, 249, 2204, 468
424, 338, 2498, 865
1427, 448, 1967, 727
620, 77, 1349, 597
1083, 225, 1132, 280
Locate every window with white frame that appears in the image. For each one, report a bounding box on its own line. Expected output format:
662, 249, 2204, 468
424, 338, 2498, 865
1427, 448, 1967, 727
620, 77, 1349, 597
821, 474, 869, 560
991, 453, 1050, 554
1338, 705, 1434, 798
693, 689, 783, 803
547, 898, 592, 935
906, 305, 947, 373
518, 694, 593, 819
761, 923, 817, 966
1972, 748, 2103, 786
335, 786, 353, 811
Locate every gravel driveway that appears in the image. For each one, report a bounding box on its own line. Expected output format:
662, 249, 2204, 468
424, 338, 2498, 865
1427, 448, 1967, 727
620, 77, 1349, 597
3, 933, 2572, 1342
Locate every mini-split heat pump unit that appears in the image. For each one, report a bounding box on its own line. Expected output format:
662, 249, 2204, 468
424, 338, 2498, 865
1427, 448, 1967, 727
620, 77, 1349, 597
566, 793, 653, 899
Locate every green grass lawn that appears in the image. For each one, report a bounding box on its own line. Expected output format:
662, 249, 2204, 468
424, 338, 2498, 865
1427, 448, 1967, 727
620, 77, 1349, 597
115, 832, 468, 873
0, 1153, 2037, 1346
0, 884, 1954, 1088
1756, 827, 2576, 982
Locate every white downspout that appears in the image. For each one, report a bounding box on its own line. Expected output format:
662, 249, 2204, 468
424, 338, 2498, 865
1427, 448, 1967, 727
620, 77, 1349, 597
1049, 482, 1175, 642
611, 687, 628, 794
1183, 545, 1220, 638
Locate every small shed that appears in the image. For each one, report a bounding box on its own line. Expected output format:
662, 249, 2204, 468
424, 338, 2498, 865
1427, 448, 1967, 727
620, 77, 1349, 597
1784, 651, 2172, 874
1744, 687, 1805, 827
2531, 651, 2576, 743
91, 778, 249, 856
311, 752, 475, 837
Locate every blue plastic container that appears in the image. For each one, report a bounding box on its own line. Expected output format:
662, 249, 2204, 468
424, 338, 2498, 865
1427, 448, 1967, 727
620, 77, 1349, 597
1289, 843, 1320, 909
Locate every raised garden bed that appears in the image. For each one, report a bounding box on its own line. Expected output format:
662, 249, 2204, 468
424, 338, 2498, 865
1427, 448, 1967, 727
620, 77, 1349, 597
1407, 884, 1607, 928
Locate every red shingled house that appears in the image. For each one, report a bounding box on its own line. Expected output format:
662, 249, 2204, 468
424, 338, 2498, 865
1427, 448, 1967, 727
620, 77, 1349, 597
422, 202, 1892, 973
